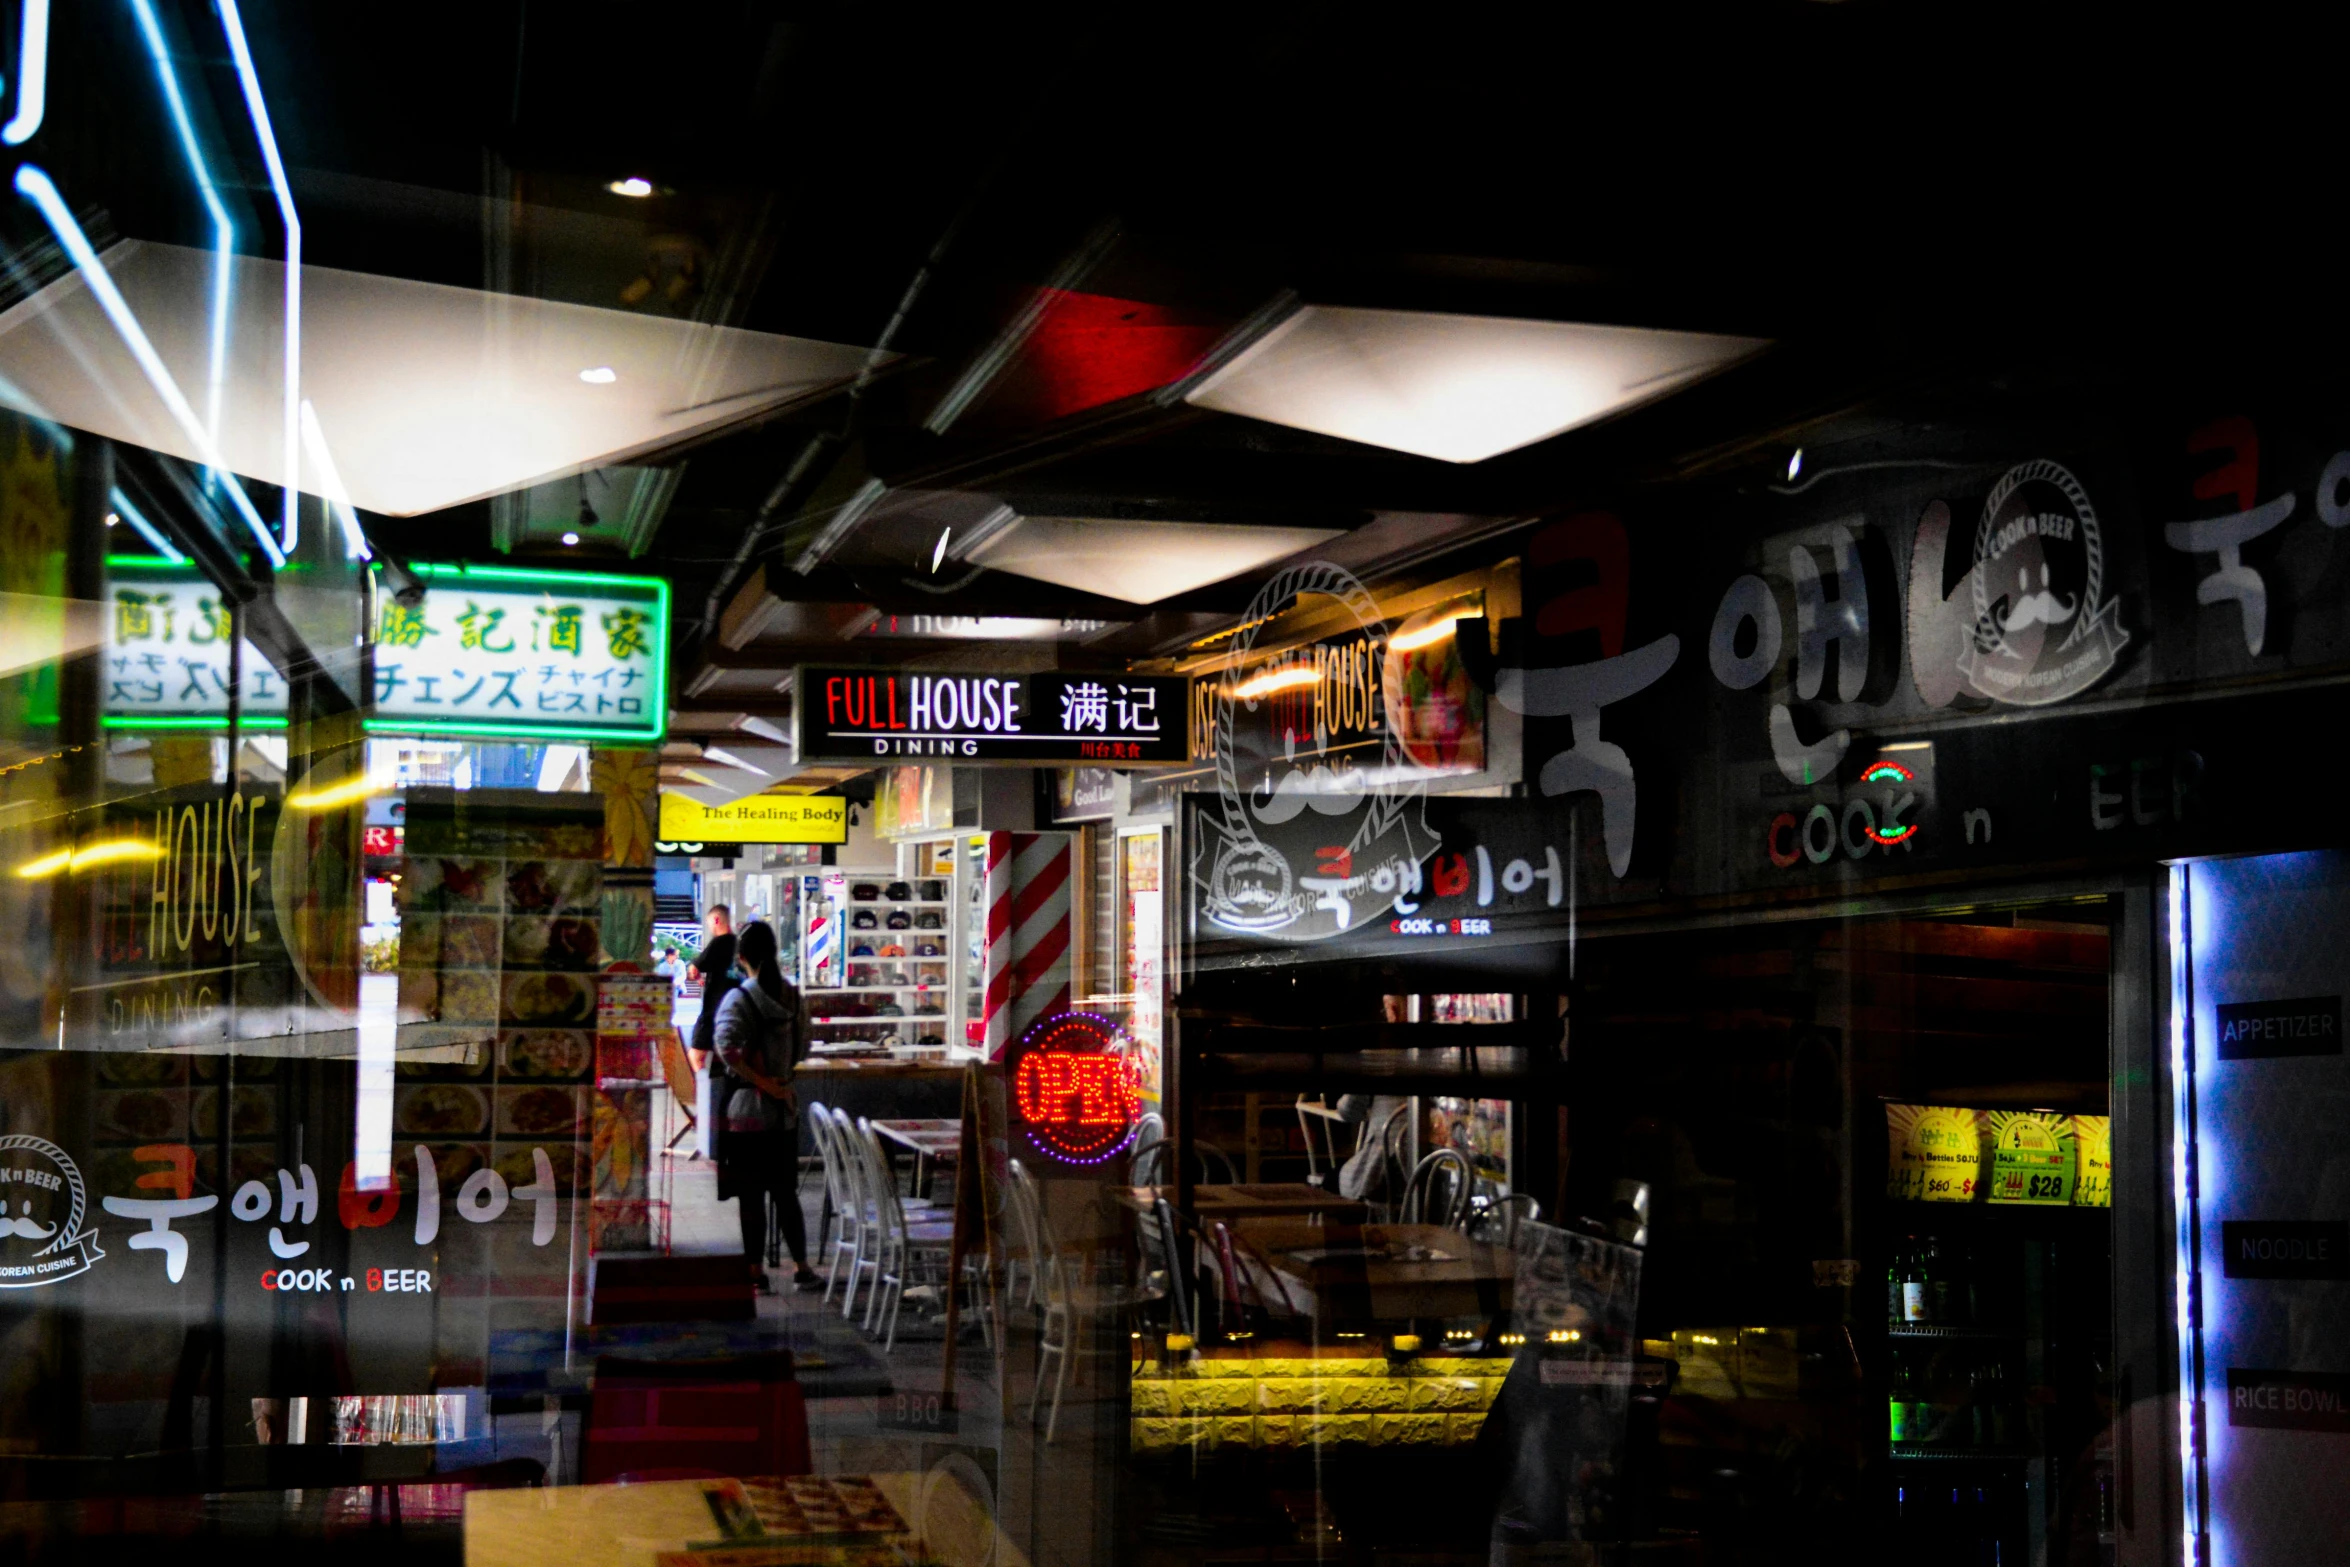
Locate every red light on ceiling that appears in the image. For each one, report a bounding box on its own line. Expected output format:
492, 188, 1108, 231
972, 290, 1226, 429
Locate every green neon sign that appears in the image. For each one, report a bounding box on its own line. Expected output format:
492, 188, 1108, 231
101, 557, 670, 747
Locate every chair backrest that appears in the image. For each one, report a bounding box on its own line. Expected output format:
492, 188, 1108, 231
1006, 1159, 1057, 1300
1132, 1111, 1165, 1151
855, 1118, 906, 1244
1401, 1148, 1475, 1229
806, 1101, 848, 1222
657, 1027, 698, 1105
1130, 1137, 1239, 1189
821, 1106, 870, 1230
582, 1352, 809, 1485
1152, 1198, 1193, 1338
1475, 1192, 1542, 1248
1293, 1098, 1340, 1184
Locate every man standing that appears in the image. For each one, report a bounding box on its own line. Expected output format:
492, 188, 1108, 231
685, 904, 734, 1159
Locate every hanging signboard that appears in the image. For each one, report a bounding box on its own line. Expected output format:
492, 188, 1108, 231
369, 564, 668, 745
102, 560, 669, 747
795, 668, 1187, 764
1049, 767, 1119, 823
656, 792, 847, 845
100, 556, 288, 729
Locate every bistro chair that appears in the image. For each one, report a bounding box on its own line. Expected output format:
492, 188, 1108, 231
1294, 1097, 1354, 1188
1207, 1220, 1307, 1339
856, 1117, 957, 1350
1400, 1148, 1476, 1230
1473, 1192, 1542, 1248
657, 1028, 700, 1155
827, 1107, 884, 1321
1148, 1196, 1195, 1342
1004, 1156, 1050, 1314
808, 1103, 861, 1305
1130, 1137, 1238, 1188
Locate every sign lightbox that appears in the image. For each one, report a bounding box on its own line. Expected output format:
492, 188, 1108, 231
103, 559, 669, 746
795, 667, 1186, 764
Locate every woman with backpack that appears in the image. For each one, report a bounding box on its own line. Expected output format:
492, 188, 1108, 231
710, 919, 822, 1292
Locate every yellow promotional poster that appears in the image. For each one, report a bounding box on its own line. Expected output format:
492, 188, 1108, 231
657, 791, 848, 844
1985, 1109, 2077, 1206
1885, 1103, 1984, 1203
2071, 1114, 2113, 1208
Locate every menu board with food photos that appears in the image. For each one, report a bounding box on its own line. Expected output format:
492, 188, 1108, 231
395, 791, 601, 1238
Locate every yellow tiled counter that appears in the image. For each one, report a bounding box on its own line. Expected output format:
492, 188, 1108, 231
1131, 1354, 1510, 1450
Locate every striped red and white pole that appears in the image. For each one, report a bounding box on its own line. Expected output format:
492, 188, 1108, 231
982, 831, 1072, 1061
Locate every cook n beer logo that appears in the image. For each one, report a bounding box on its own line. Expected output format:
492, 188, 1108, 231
0, 1135, 104, 1287
1954, 459, 2129, 706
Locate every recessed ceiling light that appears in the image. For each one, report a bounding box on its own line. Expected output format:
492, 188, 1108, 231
930, 526, 953, 573
0, 241, 883, 516
105, 512, 117, 526
579, 366, 617, 384
1786, 447, 1804, 481
560, 531, 580, 547
607, 178, 654, 198
964, 516, 1341, 605
1186, 304, 1770, 464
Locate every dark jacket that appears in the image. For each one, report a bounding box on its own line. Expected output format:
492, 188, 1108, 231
689, 931, 738, 1054
712, 979, 800, 1134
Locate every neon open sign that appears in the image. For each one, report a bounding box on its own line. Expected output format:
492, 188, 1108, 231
1009, 1012, 1143, 1165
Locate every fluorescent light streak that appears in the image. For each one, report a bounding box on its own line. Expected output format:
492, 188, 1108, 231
214, 0, 300, 557
1388, 612, 1474, 654
285, 769, 391, 812
108, 488, 185, 562
579, 366, 617, 384
127, 0, 234, 454
1, 0, 48, 145
2169, 864, 2206, 1567
297, 399, 371, 560
1230, 664, 1320, 701
11, 164, 285, 566
607, 178, 654, 198
15, 838, 165, 879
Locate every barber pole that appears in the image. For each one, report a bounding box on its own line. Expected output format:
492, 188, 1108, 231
982, 832, 1072, 1060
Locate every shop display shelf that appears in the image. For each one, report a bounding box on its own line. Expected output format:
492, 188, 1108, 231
1885, 1325, 2019, 1340
1888, 1444, 2027, 1461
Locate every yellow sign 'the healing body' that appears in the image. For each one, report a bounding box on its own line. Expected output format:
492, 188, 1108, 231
656, 791, 847, 844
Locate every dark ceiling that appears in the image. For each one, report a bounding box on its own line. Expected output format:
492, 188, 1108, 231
34, 2, 2350, 707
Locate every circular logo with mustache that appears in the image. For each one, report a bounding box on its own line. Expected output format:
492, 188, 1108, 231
1959, 459, 2129, 706
0, 1135, 104, 1288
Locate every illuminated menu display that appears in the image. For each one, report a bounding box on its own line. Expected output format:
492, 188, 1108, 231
795, 667, 1187, 764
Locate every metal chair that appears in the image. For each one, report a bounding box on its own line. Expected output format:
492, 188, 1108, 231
1148, 1196, 1195, 1341
1294, 1098, 1353, 1187
1473, 1192, 1542, 1248
1130, 1137, 1238, 1187
857, 1117, 955, 1350
828, 1107, 884, 1321
808, 1104, 861, 1306
1400, 1148, 1476, 1229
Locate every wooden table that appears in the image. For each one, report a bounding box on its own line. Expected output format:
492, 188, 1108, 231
467, 1471, 1023, 1567
1129, 1182, 1372, 1223
872, 1116, 961, 1198
1233, 1220, 1514, 1325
